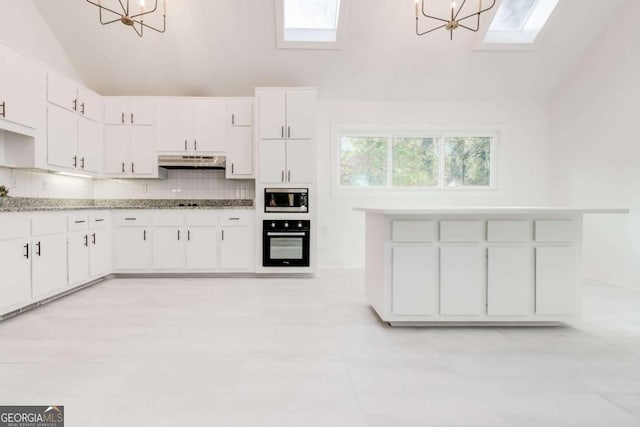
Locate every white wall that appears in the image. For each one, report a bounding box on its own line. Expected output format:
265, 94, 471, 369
0, 0, 81, 81
548, 0, 640, 289
316, 100, 550, 268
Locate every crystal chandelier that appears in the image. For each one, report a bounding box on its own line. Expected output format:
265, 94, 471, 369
415, 0, 496, 40
86, 0, 167, 37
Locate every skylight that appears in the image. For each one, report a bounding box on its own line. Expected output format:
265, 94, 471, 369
275, 0, 348, 49
284, 0, 341, 42
482, 0, 559, 45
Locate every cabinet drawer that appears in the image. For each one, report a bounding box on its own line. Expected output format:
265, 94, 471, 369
68, 213, 89, 231
152, 211, 186, 226
440, 221, 485, 242
0, 214, 31, 241
535, 220, 576, 242
89, 212, 110, 229
186, 211, 220, 226
220, 211, 253, 226
487, 220, 532, 242
114, 211, 150, 226
392, 220, 436, 242
32, 213, 67, 236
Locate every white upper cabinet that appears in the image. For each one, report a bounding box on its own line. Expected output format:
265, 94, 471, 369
285, 139, 314, 183
104, 124, 157, 177
77, 116, 103, 174
228, 100, 253, 127
47, 104, 78, 170
0, 43, 46, 131
257, 89, 315, 140
48, 73, 102, 122
77, 86, 102, 122
156, 98, 226, 154
226, 126, 253, 178
105, 98, 154, 125
193, 100, 226, 153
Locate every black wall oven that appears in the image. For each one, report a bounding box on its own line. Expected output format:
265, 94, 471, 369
264, 188, 309, 213
263, 220, 310, 267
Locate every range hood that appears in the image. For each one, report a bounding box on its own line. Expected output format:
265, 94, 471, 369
158, 155, 226, 170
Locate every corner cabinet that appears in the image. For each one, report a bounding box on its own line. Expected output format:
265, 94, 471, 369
104, 97, 159, 178
256, 88, 316, 184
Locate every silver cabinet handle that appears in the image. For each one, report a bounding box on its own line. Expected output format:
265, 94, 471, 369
122, 162, 125, 173
194, 140, 197, 151
221, 229, 224, 241
231, 113, 235, 125
80, 102, 85, 115
81, 157, 85, 169
0, 101, 5, 118
281, 126, 284, 138
73, 156, 78, 168
187, 230, 191, 241
36, 241, 42, 256
288, 126, 291, 138
281, 170, 284, 182
131, 163, 135, 174
73, 99, 78, 111
288, 171, 291, 182
121, 112, 125, 123
231, 163, 234, 174
177, 230, 181, 241
131, 113, 134, 124
185, 140, 188, 151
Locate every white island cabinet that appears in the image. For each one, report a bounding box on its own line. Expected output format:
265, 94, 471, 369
355, 207, 629, 326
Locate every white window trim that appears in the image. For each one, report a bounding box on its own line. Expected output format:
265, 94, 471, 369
275, 0, 350, 50
331, 124, 501, 198
472, 0, 563, 52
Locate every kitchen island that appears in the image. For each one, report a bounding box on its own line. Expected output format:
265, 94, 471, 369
354, 207, 628, 326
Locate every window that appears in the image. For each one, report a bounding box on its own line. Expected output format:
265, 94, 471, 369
477, 0, 559, 49
336, 131, 496, 191
276, 0, 349, 49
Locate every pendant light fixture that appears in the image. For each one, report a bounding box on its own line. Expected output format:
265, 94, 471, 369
86, 0, 167, 37
415, 0, 496, 40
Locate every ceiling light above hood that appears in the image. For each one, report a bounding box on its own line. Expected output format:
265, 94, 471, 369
158, 155, 226, 170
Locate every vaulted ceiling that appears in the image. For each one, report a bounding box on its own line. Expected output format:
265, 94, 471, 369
34, 0, 627, 102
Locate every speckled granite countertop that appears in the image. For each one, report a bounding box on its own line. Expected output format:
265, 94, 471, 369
0, 198, 255, 213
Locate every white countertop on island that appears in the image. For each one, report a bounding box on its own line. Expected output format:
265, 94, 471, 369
353, 207, 629, 215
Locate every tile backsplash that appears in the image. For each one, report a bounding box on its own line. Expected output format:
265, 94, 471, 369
0, 167, 255, 200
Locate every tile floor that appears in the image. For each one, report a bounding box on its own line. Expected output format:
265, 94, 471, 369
1, 270, 639, 426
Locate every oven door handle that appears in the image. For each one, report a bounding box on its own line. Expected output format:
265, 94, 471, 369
266, 232, 306, 237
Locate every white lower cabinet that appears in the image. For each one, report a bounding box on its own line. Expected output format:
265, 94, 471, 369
68, 231, 90, 287
440, 246, 484, 316
114, 227, 151, 270
31, 233, 68, 298
89, 229, 111, 278
535, 246, 577, 315
487, 246, 533, 316
392, 246, 438, 316
0, 238, 32, 313
153, 227, 185, 270
185, 227, 218, 271
220, 226, 254, 271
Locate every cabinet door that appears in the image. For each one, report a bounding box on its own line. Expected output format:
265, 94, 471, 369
186, 227, 218, 270
104, 98, 129, 125
0, 238, 31, 314
47, 104, 78, 170
104, 125, 130, 175
488, 247, 533, 316
114, 228, 151, 270
193, 100, 226, 153
392, 246, 438, 316
226, 126, 253, 178
285, 91, 315, 139
1, 45, 46, 129
131, 126, 156, 176
77, 86, 103, 122
228, 100, 253, 126
47, 72, 78, 112
220, 227, 253, 270
68, 231, 90, 287
32, 234, 68, 298
536, 246, 577, 315
259, 140, 287, 183
440, 246, 484, 316
156, 99, 192, 152
286, 140, 314, 183
89, 229, 111, 278
77, 116, 102, 174
130, 99, 154, 125
152, 227, 185, 270
258, 91, 286, 139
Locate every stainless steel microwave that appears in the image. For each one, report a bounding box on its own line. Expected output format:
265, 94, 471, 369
264, 188, 309, 213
